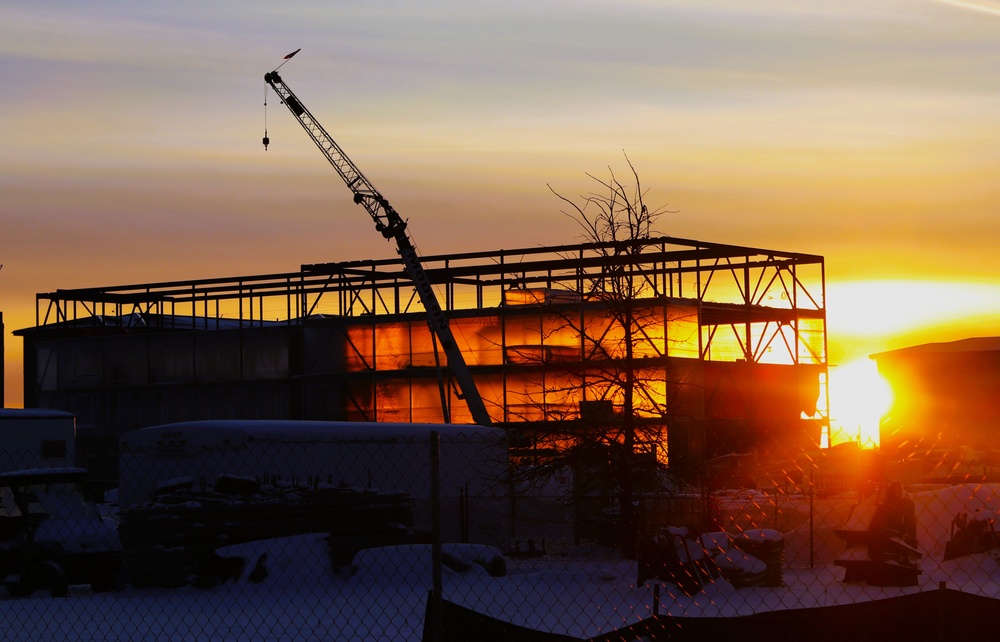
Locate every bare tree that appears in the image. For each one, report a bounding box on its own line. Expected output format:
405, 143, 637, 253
510, 154, 678, 554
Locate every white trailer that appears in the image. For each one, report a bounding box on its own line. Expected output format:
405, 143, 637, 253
118, 420, 509, 547
0, 409, 76, 471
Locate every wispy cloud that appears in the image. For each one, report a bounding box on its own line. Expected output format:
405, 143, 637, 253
935, 0, 1000, 16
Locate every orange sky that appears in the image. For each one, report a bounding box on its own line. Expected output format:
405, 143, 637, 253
3, 1, 1000, 421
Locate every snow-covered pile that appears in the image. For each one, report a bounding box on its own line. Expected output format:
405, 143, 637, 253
839, 483, 1000, 559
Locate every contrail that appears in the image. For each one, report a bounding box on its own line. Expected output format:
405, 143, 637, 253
935, 0, 1000, 16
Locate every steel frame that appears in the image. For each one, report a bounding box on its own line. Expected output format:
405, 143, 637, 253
34, 235, 826, 366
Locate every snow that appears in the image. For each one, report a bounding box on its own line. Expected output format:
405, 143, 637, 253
0, 408, 74, 420
0, 467, 89, 480
0, 537, 996, 641
700, 531, 730, 554
33, 517, 122, 554
1, 484, 999, 641
714, 548, 768, 575
737, 528, 783, 543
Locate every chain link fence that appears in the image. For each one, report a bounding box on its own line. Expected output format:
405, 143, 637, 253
2, 429, 999, 641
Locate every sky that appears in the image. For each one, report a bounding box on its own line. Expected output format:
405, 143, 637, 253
2, 1, 1000, 428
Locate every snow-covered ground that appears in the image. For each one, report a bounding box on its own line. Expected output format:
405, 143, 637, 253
2, 485, 999, 641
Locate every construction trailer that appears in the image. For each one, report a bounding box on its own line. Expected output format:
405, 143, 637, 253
0, 408, 76, 471
118, 419, 509, 547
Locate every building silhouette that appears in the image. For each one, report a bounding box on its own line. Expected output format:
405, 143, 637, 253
873, 337, 1000, 482
15, 236, 828, 481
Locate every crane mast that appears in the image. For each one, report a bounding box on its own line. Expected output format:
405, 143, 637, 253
263, 70, 492, 427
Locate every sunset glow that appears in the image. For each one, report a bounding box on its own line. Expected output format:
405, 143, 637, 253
4, 2, 1000, 427
826, 281, 1000, 339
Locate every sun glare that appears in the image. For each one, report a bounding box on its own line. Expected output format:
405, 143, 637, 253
828, 358, 892, 448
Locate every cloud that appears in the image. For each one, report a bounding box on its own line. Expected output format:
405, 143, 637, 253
934, 0, 1000, 16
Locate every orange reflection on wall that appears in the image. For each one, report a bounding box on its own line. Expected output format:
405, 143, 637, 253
345, 317, 506, 373
337, 295, 819, 429
505, 375, 547, 422
344, 325, 375, 371
634, 367, 668, 418
503, 371, 583, 423
375, 379, 410, 422
448, 317, 504, 366
667, 304, 700, 359
410, 379, 446, 423
582, 307, 666, 360
375, 323, 412, 370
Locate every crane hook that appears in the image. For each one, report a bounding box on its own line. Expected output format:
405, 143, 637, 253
263, 129, 269, 151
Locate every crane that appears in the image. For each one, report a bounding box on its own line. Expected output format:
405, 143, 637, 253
263, 68, 492, 427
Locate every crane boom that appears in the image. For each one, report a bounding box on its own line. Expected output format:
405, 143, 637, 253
264, 70, 492, 427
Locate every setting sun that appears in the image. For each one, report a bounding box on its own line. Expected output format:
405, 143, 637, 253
828, 357, 893, 448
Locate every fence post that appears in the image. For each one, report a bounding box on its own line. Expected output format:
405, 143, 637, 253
510, 458, 518, 545
460, 481, 469, 544
430, 431, 442, 642
809, 464, 815, 569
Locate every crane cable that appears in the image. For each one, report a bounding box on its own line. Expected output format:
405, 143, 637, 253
263, 47, 300, 151
262, 82, 270, 150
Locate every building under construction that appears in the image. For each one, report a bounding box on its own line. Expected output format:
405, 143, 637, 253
16, 235, 828, 480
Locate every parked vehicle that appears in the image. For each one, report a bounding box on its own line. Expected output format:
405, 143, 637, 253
0, 468, 123, 597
